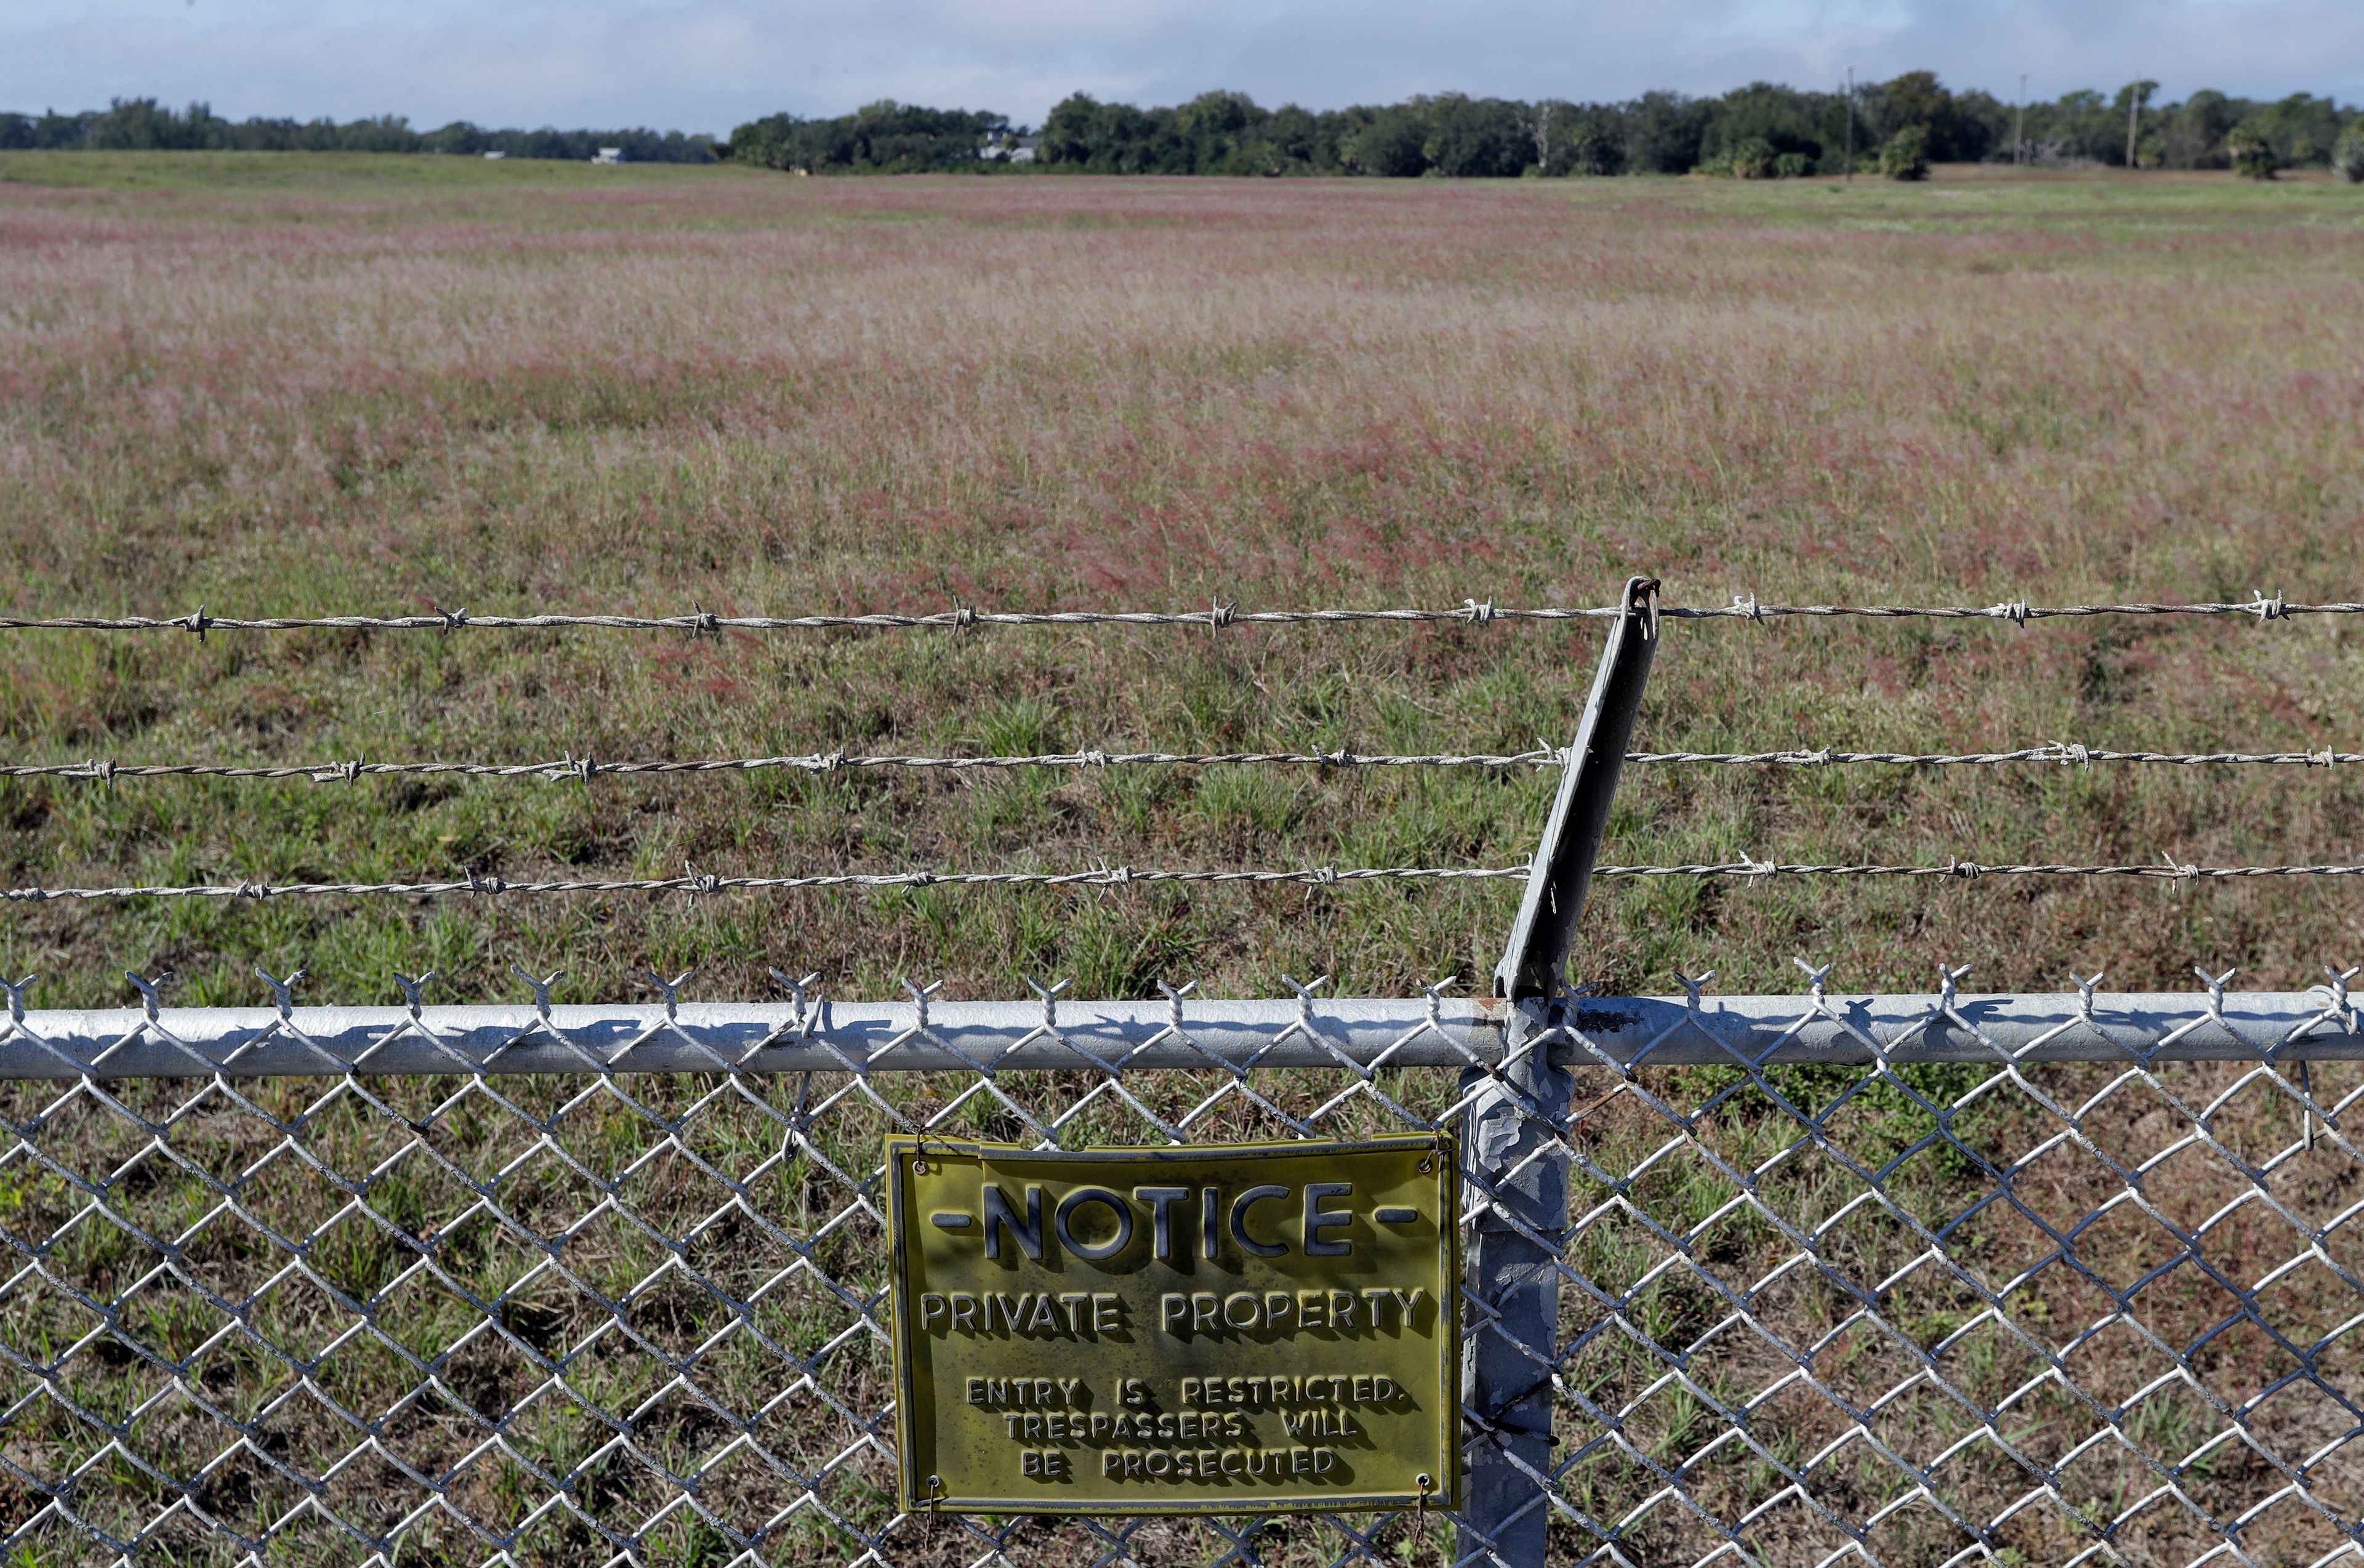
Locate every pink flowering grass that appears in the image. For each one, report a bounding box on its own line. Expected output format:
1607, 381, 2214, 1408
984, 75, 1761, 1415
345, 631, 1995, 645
0, 157, 2361, 1006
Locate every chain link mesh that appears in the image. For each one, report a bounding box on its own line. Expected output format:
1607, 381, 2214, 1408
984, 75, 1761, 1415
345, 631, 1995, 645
1530, 977, 2364, 1568
1, 976, 2357, 1567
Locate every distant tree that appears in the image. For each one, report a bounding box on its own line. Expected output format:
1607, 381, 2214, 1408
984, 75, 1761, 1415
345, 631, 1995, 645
1420, 95, 1531, 177
2022, 89, 2112, 164
1622, 90, 1711, 174
331, 115, 419, 154
2227, 122, 2279, 179
7, 95, 713, 161
1699, 81, 1826, 171
33, 110, 97, 148
1945, 88, 2009, 161
1867, 72, 1936, 140
1880, 125, 1931, 180
1730, 136, 1779, 179
1558, 116, 1625, 175
1343, 107, 1429, 177
1170, 90, 1263, 172
1039, 94, 1186, 172
2335, 122, 2364, 183
1036, 94, 1105, 168
730, 101, 1000, 172
1862, 71, 1995, 161
2250, 93, 2342, 166
1525, 100, 1571, 173
856, 101, 1010, 171
1256, 103, 1329, 173
424, 121, 486, 155
87, 97, 197, 150
2158, 90, 2240, 168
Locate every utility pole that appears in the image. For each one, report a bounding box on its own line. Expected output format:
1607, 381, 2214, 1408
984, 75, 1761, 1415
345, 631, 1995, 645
2125, 80, 2141, 171
1844, 67, 1854, 180
2016, 74, 2026, 167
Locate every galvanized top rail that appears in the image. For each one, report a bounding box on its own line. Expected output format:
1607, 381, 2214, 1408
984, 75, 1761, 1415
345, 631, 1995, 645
0, 592, 2337, 637
8, 979, 2360, 1078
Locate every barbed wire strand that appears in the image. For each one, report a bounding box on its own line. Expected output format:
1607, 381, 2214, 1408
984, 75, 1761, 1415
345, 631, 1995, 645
0, 593, 2339, 637
8, 743, 2359, 786
0, 867, 1528, 902
1631, 747, 2364, 766
0, 749, 1558, 783
8, 859, 2364, 903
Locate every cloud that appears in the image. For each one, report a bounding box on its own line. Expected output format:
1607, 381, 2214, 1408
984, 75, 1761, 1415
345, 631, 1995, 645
4, 0, 2357, 133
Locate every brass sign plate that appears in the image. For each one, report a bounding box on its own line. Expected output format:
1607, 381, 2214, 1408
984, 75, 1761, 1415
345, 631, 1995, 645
886, 1133, 1459, 1515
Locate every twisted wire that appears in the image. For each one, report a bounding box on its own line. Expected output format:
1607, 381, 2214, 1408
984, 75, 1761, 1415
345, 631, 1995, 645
1632, 745, 2364, 766
10, 742, 2359, 786
0, 593, 2341, 636
1601, 859, 2364, 879
0, 866, 1532, 902
9, 859, 2364, 902
0, 749, 1561, 783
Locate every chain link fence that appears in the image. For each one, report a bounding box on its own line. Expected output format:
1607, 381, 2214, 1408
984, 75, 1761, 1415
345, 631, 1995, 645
9, 575, 2362, 1566
4, 972, 2360, 1567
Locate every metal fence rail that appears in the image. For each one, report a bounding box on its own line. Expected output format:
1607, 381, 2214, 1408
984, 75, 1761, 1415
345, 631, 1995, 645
12, 979, 2364, 1079
4, 970, 2363, 1567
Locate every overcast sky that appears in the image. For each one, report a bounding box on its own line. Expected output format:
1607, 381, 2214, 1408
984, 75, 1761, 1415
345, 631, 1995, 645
6, 0, 2359, 132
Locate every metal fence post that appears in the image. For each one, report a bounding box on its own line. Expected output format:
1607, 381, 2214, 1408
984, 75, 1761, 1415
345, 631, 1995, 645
1461, 573, 1660, 1567
1457, 1008, 1573, 1567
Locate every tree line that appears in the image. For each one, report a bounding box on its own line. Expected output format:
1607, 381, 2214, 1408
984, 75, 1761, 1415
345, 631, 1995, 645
0, 99, 718, 162
10, 78, 2358, 178
723, 104, 1013, 176
726, 74, 2360, 178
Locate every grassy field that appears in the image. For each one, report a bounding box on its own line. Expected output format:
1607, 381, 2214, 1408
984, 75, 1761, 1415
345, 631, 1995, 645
4, 153, 2362, 1010
4, 153, 2363, 1568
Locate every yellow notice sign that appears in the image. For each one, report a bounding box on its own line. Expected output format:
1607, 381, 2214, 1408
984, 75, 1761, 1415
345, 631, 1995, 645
886, 1133, 1458, 1516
